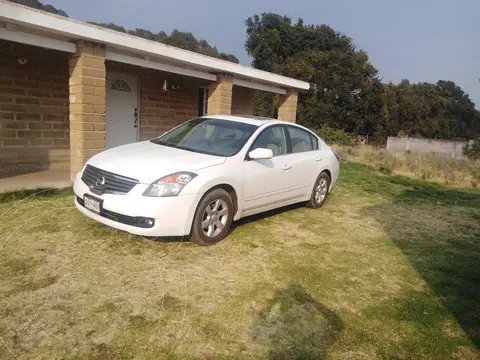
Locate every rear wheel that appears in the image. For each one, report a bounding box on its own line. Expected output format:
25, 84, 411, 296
306, 172, 331, 209
189, 189, 233, 246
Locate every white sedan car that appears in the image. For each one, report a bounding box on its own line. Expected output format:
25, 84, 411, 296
73, 115, 340, 245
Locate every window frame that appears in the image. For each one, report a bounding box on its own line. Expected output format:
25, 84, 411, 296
110, 78, 132, 92
198, 87, 208, 117
285, 125, 320, 154
245, 124, 290, 160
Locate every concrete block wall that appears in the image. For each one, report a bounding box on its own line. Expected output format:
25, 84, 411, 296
278, 90, 298, 122
386, 136, 469, 159
0, 39, 299, 178
0, 40, 70, 176
207, 73, 233, 115
138, 69, 209, 140
69, 41, 107, 180
231, 86, 254, 115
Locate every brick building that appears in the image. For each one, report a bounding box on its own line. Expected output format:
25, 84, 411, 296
0, 1, 309, 181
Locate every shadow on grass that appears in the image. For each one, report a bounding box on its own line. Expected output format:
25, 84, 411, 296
250, 284, 343, 360
385, 176, 480, 207
141, 235, 191, 244
143, 204, 305, 244
366, 180, 480, 349
232, 203, 304, 228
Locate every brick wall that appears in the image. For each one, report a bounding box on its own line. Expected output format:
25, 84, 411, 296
231, 86, 254, 115
106, 61, 209, 141
139, 70, 209, 140
0, 40, 70, 176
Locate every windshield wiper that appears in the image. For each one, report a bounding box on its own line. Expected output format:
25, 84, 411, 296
150, 139, 178, 148
150, 139, 221, 156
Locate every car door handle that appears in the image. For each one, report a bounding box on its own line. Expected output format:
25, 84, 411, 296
315, 157, 322, 162
283, 164, 292, 170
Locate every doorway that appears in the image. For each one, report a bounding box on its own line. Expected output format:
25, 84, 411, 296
105, 72, 139, 149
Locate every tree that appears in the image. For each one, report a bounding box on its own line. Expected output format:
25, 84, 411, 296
382, 80, 480, 140
245, 12, 480, 142
8, 0, 68, 17
245, 13, 384, 135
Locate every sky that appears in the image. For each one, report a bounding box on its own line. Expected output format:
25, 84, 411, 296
48, 0, 480, 108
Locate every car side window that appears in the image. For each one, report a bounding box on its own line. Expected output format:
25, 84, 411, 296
287, 126, 318, 153
251, 126, 287, 156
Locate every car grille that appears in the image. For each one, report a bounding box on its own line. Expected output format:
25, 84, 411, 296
81, 164, 139, 195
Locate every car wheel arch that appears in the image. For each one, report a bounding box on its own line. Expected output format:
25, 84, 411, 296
313, 169, 332, 193
322, 169, 332, 182
198, 183, 239, 218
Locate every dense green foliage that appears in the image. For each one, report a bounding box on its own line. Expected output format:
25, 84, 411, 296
315, 124, 353, 146
245, 13, 480, 143
7, 0, 239, 63
463, 139, 480, 159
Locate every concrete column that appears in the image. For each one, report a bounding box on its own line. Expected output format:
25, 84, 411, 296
207, 73, 233, 115
278, 89, 298, 122
68, 41, 106, 180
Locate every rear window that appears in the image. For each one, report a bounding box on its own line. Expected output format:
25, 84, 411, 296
287, 126, 318, 153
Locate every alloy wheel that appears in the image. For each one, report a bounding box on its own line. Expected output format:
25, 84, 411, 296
201, 199, 229, 238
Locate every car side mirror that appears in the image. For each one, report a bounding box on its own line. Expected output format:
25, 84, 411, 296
248, 148, 273, 160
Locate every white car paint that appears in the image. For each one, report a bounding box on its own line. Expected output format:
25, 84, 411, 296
73, 115, 340, 237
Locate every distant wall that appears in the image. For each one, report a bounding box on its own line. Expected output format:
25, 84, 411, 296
386, 137, 470, 159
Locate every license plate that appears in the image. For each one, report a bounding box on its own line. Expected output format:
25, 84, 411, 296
84, 195, 101, 213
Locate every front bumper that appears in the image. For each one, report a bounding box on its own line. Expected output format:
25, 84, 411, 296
73, 172, 200, 237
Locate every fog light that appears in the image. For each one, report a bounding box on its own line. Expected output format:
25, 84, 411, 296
138, 218, 155, 228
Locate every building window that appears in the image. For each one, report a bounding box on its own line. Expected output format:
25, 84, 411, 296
198, 87, 208, 116
111, 78, 132, 92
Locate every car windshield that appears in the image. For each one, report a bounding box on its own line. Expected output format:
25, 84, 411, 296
150, 118, 258, 157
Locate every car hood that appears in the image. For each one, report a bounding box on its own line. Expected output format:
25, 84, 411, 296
86, 141, 226, 183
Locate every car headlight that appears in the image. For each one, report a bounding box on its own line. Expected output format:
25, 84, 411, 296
142, 172, 197, 197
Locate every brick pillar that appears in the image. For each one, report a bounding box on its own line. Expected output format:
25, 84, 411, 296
207, 73, 233, 115
278, 89, 298, 122
68, 41, 106, 180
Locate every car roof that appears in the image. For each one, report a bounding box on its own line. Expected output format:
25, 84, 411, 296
202, 114, 288, 126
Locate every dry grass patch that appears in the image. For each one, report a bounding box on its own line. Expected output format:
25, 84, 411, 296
0, 163, 479, 359
337, 145, 480, 188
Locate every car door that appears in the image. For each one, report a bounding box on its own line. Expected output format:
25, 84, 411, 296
285, 125, 322, 197
242, 125, 297, 215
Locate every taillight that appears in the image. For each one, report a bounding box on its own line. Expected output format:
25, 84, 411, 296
331, 148, 340, 162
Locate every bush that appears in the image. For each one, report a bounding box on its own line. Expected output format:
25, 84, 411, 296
316, 125, 353, 146
470, 164, 480, 188
463, 139, 480, 159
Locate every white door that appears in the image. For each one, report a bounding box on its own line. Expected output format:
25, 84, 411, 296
242, 125, 297, 215
105, 72, 138, 149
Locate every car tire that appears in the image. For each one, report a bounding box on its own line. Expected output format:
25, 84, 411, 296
189, 188, 234, 246
306, 171, 331, 209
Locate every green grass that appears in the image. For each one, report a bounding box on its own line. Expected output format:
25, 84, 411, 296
0, 162, 479, 359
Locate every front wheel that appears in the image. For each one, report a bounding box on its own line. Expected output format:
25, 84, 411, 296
306, 172, 331, 209
189, 189, 234, 246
